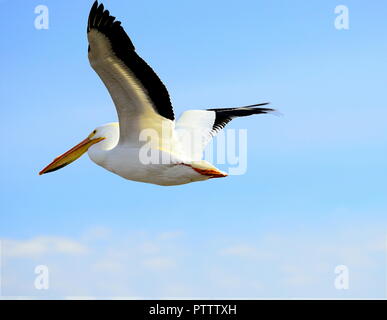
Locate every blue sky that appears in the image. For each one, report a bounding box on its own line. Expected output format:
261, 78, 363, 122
0, 0, 386, 298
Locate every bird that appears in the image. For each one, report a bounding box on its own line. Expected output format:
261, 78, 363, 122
39, 1, 276, 186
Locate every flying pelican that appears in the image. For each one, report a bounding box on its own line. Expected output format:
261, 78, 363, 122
39, 1, 276, 186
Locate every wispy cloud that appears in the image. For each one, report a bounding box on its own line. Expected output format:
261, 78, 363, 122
158, 231, 184, 241
142, 257, 176, 271
1, 236, 88, 258
218, 244, 270, 260
1, 221, 385, 299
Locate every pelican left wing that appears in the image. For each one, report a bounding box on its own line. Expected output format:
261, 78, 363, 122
87, 1, 175, 144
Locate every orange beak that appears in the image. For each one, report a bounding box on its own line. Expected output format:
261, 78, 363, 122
39, 136, 104, 175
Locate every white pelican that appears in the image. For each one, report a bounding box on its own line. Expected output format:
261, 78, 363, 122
39, 1, 276, 186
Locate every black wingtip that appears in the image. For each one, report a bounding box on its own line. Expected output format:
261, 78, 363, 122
88, 1, 98, 32
207, 102, 279, 132
91, 1, 99, 14
88, 1, 107, 32
207, 102, 276, 113
243, 102, 271, 108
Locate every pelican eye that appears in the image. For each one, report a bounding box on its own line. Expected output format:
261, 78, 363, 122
88, 130, 97, 139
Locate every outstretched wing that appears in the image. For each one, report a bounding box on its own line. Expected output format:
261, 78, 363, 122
175, 103, 275, 160
87, 1, 174, 144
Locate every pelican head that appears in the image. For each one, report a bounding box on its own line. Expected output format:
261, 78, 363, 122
39, 123, 118, 175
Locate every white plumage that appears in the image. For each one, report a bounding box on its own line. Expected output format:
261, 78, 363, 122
39, 1, 275, 186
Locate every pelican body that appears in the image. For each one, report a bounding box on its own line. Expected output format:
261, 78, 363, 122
39, 1, 276, 186
85, 122, 219, 186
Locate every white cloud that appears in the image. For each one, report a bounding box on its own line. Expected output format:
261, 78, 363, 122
138, 242, 160, 255
91, 260, 124, 273
158, 231, 184, 241
218, 244, 275, 261
82, 226, 111, 241
1, 236, 88, 258
1, 223, 385, 299
142, 257, 176, 271
219, 245, 259, 258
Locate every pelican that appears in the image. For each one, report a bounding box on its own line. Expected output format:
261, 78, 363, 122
39, 1, 276, 186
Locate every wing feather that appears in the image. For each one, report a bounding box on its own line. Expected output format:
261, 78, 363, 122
176, 103, 275, 160
87, 1, 174, 144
